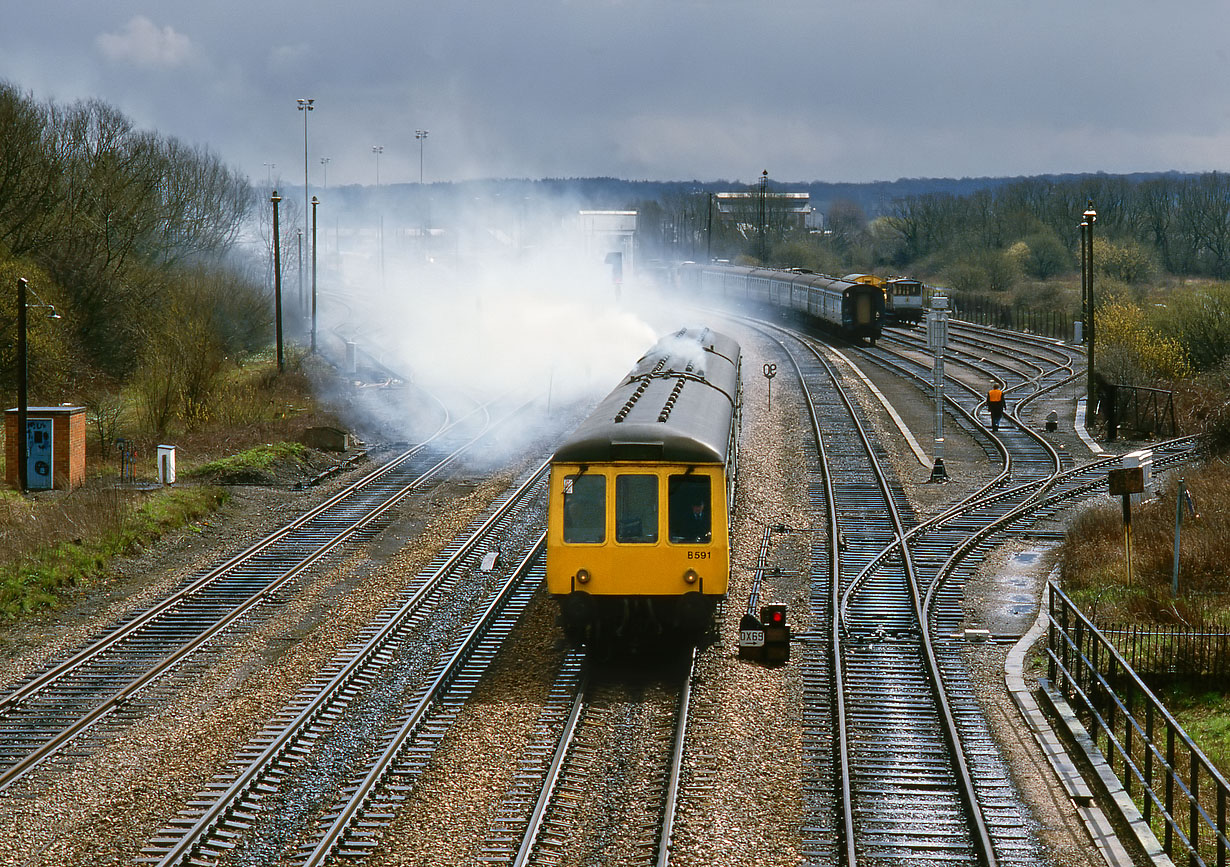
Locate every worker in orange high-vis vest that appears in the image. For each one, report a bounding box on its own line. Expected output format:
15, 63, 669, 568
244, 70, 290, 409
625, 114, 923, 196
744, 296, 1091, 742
987, 385, 1006, 431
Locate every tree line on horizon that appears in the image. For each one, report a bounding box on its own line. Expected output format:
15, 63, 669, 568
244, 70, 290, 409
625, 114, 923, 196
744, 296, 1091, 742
635, 172, 1230, 282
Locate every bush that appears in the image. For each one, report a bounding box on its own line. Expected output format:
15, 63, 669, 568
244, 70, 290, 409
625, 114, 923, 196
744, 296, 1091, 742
1096, 298, 1192, 384
1009, 230, 1073, 280
1060, 466, 1230, 623
1096, 237, 1157, 284
1156, 283, 1230, 371
943, 250, 1016, 294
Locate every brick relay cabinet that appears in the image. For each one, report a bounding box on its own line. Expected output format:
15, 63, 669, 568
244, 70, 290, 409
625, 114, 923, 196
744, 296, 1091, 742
4, 406, 86, 491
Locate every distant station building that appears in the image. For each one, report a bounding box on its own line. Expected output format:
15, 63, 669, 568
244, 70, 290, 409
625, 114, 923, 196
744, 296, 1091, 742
713, 190, 812, 234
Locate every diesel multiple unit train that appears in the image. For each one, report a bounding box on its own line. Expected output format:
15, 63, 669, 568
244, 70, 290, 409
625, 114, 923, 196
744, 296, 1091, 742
677, 261, 886, 343
546, 326, 741, 646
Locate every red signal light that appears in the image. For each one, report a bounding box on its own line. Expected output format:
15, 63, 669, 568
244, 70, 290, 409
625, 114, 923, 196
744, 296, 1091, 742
758, 604, 790, 664
761, 604, 787, 627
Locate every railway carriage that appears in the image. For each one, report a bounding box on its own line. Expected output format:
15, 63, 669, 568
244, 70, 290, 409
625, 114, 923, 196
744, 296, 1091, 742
678, 262, 883, 343
546, 327, 741, 647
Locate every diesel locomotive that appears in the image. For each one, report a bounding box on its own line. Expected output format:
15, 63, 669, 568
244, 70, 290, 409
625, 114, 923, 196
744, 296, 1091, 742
844, 273, 926, 325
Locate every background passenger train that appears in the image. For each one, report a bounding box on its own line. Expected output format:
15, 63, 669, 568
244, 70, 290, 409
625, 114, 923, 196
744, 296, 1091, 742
546, 327, 741, 647
677, 262, 884, 343
842, 272, 889, 318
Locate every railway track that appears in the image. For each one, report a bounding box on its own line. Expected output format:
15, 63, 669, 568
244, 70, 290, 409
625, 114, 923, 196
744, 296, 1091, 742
0, 396, 526, 794
737, 311, 1198, 866
480, 649, 697, 866
139, 458, 552, 864
846, 320, 1197, 865
761, 322, 1012, 867
1, 298, 1205, 865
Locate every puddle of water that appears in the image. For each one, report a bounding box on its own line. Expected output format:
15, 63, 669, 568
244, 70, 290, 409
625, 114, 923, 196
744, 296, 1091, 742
975, 545, 1055, 635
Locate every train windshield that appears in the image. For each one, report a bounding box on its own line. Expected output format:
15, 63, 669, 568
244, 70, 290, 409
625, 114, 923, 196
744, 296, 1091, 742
562, 474, 605, 543
669, 474, 711, 543
615, 474, 658, 543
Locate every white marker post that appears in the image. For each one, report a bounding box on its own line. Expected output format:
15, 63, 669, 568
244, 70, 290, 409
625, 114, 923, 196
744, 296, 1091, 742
927, 291, 949, 482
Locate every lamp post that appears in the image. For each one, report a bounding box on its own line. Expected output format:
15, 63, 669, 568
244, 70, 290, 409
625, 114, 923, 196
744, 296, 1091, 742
372, 146, 384, 289
271, 190, 284, 373
706, 192, 714, 262
311, 195, 319, 354
416, 130, 429, 259
927, 290, 950, 482
16, 278, 27, 492
1082, 201, 1097, 408
758, 170, 768, 262
320, 156, 330, 190
297, 98, 313, 319
415, 129, 428, 184
297, 229, 303, 313
14, 277, 60, 492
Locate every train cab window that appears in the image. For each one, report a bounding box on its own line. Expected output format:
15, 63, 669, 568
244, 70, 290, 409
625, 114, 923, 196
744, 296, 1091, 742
669, 474, 712, 544
615, 474, 658, 543
562, 474, 605, 543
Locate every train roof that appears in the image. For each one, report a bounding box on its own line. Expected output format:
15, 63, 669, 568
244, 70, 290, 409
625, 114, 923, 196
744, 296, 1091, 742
552, 327, 741, 465
842, 273, 886, 288
683, 262, 864, 293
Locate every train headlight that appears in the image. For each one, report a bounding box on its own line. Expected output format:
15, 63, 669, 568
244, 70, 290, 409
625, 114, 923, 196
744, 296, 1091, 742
576, 569, 591, 584
683, 569, 699, 585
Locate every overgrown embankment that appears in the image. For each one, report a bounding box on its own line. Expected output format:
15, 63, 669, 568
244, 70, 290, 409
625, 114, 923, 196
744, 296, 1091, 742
1059, 459, 1229, 625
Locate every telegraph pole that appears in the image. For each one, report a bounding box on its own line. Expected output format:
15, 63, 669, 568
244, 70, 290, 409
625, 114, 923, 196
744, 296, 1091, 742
1082, 201, 1097, 407
271, 190, 284, 373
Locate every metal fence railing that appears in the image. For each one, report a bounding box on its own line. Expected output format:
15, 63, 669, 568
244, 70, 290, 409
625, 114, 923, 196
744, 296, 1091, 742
1099, 622, 1230, 685
948, 291, 1075, 342
1047, 582, 1230, 866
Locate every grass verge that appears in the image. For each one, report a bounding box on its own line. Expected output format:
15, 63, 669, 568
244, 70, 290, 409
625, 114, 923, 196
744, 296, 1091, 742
186, 442, 311, 483
1165, 686, 1230, 778
0, 486, 228, 620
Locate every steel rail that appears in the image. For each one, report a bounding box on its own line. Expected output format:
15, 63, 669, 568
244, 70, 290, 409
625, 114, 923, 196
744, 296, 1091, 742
0, 402, 477, 718
738, 312, 998, 866
151, 463, 550, 865
769, 322, 857, 866
655, 647, 698, 867
302, 532, 548, 865
511, 660, 590, 867
797, 335, 1000, 867
0, 400, 519, 793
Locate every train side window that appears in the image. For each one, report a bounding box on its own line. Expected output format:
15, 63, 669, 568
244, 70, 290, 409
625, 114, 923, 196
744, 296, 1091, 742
669, 474, 711, 543
563, 474, 605, 543
615, 474, 658, 543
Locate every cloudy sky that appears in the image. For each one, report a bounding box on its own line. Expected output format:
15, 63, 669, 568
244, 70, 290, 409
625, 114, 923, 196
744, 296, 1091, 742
5, 1, 1230, 190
